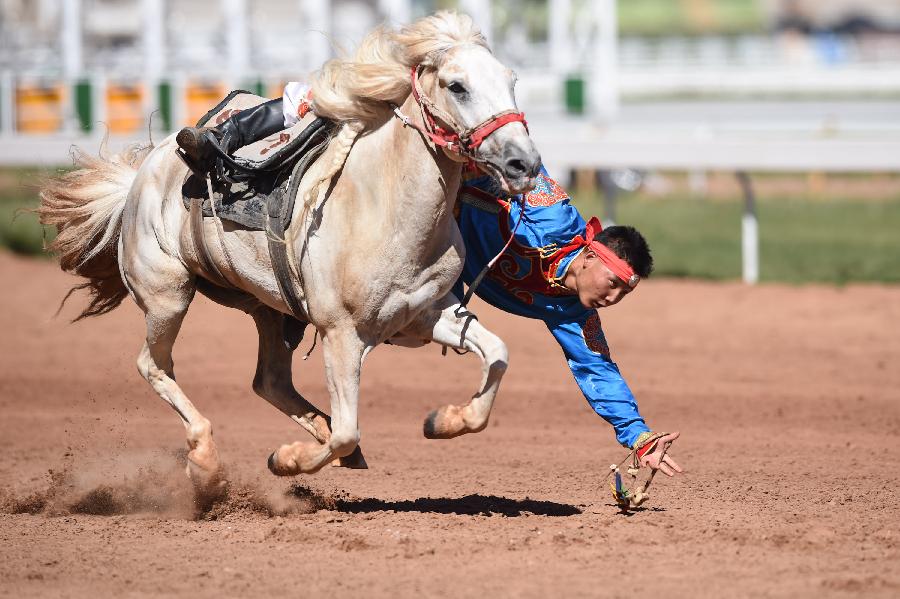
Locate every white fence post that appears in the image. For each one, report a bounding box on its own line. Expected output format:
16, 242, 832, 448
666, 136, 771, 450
742, 213, 760, 284
61, 0, 83, 133
301, 0, 333, 74
222, 0, 249, 86
737, 172, 760, 284
590, 0, 619, 123
61, 0, 83, 81
549, 0, 572, 73
0, 70, 14, 135
91, 71, 107, 133
142, 0, 165, 126
171, 73, 186, 132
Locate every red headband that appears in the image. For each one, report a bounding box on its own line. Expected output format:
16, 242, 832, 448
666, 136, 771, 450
577, 217, 640, 288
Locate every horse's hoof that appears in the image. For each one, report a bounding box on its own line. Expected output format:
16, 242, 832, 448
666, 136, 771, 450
423, 406, 468, 439
268, 450, 296, 476
186, 459, 227, 505
423, 410, 439, 438
268, 449, 299, 476
268, 441, 329, 476
337, 446, 369, 469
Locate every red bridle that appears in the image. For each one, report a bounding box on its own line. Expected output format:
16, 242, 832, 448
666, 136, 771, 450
393, 65, 528, 160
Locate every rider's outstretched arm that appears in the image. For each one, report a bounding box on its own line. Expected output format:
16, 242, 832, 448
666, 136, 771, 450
545, 311, 650, 449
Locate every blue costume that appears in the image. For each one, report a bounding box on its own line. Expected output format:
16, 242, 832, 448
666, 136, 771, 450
454, 167, 650, 448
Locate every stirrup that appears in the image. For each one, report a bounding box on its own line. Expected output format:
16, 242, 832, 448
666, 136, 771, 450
176, 127, 225, 174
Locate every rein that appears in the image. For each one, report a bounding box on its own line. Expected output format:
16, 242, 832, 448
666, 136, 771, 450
457, 195, 525, 313
392, 65, 528, 160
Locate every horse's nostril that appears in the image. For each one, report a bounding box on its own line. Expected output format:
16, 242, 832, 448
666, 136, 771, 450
506, 158, 527, 177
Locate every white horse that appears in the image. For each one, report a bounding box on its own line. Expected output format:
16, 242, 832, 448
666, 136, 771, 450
39, 12, 540, 497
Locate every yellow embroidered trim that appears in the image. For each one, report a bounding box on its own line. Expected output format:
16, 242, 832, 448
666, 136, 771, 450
547, 277, 569, 291
536, 243, 559, 258
632, 431, 668, 451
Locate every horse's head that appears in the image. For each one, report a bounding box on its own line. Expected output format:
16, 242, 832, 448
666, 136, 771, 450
414, 44, 541, 195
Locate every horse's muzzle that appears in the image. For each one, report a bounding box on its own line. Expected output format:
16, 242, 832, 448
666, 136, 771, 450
500, 142, 542, 195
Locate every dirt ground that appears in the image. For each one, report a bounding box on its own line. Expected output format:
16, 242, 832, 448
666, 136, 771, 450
1, 250, 898, 598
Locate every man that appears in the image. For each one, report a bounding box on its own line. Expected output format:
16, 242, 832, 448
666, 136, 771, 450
177, 87, 682, 475
456, 168, 682, 476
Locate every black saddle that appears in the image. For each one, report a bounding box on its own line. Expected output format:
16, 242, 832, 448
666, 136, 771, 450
181, 90, 336, 232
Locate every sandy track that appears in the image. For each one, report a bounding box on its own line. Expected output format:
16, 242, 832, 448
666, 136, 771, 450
1, 251, 898, 598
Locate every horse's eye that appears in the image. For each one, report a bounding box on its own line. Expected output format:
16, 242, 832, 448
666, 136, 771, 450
448, 82, 467, 95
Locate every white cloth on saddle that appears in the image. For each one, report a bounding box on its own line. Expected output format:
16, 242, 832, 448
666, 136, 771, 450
282, 82, 312, 127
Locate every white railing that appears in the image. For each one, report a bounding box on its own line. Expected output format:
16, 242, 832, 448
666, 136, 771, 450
3, 112, 900, 287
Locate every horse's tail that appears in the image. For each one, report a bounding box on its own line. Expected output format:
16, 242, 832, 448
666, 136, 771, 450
38, 142, 152, 321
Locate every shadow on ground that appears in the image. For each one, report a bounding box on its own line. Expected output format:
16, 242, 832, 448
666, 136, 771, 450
331, 494, 582, 517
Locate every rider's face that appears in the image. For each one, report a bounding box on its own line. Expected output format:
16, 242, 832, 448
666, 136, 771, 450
573, 252, 635, 310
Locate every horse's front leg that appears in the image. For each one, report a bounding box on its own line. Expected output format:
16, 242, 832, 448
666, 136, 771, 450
267, 326, 369, 475
397, 296, 509, 439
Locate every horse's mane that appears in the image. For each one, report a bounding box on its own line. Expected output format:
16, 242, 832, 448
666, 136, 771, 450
310, 11, 488, 124
294, 12, 488, 225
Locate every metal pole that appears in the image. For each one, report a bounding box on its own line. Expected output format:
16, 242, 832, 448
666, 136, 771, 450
736, 171, 759, 284
591, 0, 619, 123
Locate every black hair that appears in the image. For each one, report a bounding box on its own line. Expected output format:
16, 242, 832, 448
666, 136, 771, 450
593, 226, 654, 279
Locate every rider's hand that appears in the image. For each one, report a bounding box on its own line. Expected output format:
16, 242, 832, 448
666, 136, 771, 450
638, 431, 683, 477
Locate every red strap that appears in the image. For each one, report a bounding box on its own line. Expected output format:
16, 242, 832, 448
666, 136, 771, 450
408, 64, 528, 156
636, 440, 657, 460
410, 66, 464, 151
425, 128, 461, 151
467, 112, 528, 149
557, 218, 639, 288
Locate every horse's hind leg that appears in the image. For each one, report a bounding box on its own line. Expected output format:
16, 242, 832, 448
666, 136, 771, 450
250, 307, 367, 468
124, 251, 223, 496
399, 296, 509, 439
268, 326, 369, 475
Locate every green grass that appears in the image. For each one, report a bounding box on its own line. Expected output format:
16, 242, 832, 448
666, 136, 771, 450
437, 0, 764, 37
618, 0, 764, 36
0, 168, 54, 257
3, 167, 900, 284
571, 193, 900, 284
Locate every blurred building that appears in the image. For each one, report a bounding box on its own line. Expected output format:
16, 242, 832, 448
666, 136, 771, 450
764, 0, 900, 33
4, 1, 900, 74
1, 0, 899, 136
